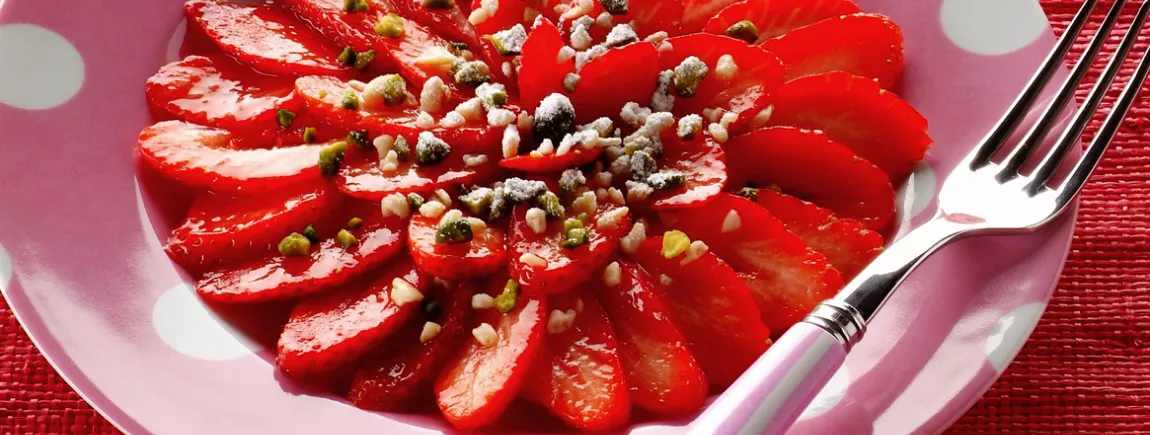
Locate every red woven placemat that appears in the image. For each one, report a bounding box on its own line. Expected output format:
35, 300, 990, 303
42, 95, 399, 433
1, 1, 1147, 434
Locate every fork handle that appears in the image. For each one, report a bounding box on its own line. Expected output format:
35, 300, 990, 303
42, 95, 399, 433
688, 322, 846, 435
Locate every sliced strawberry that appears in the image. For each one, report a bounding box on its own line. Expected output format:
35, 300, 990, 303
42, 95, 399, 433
724, 126, 895, 230
761, 14, 903, 89
509, 203, 629, 295
522, 290, 630, 431
589, 260, 708, 416
563, 0, 685, 39
165, 183, 337, 270
703, 0, 861, 42
382, 0, 483, 51
658, 34, 784, 133
649, 132, 727, 210
197, 210, 405, 303
680, 0, 741, 34
568, 42, 660, 123
519, 18, 574, 112
295, 75, 504, 153
435, 277, 547, 430
348, 281, 472, 411
338, 146, 496, 201
146, 55, 303, 131
659, 193, 844, 335
753, 188, 884, 279
227, 112, 345, 150
768, 71, 930, 181
276, 258, 424, 379
137, 121, 324, 193
470, 0, 528, 36
185, 0, 351, 77
499, 146, 604, 173
408, 213, 508, 279
631, 238, 772, 386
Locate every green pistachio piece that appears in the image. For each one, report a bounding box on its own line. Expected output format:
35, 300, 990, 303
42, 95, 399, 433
415, 132, 452, 165
435, 218, 474, 244
393, 135, 411, 161
302, 126, 318, 143
725, 20, 759, 44
379, 74, 407, 106
560, 227, 590, 249
347, 217, 364, 230
736, 187, 759, 202
459, 187, 494, 217
533, 191, 565, 219
276, 109, 296, 129
302, 225, 320, 243
318, 141, 349, 179
599, 0, 629, 15
347, 130, 371, 150
453, 61, 491, 88
493, 280, 520, 313
343, 0, 370, 13
337, 229, 359, 248
647, 171, 686, 190
374, 13, 405, 38
407, 193, 426, 209
277, 232, 312, 257
340, 90, 360, 110
672, 56, 709, 98
353, 50, 376, 70
661, 230, 690, 259
337, 46, 357, 66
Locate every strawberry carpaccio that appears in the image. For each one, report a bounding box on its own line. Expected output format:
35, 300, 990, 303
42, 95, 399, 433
139, 0, 930, 430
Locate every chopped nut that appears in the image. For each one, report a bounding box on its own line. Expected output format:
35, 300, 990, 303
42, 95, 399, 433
501, 125, 521, 158
420, 322, 442, 342
472, 323, 499, 347
620, 221, 646, 254
390, 278, 424, 306
715, 54, 738, 80
595, 206, 629, 230
419, 76, 449, 113
603, 261, 622, 286
494, 280, 520, 313
525, 207, 548, 234
725, 20, 759, 44
662, 230, 690, 259
277, 233, 311, 257
472, 293, 495, 310
681, 240, 710, 265
519, 252, 548, 268
381, 193, 411, 218
722, 210, 742, 234
420, 201, 447, 219
547, 309, 578, 334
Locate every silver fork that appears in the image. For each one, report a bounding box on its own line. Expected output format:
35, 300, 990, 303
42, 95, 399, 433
690, 1, 1150, 434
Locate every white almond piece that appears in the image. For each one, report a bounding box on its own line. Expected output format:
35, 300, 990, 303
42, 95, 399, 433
463, 154, 489, 167
547, 309, 578, 335
596, 171, 613, 187
440, 111, 466, 128
607, 187, 625, 205
419, 76, 449, 113
603, 261, 622, 287
721, 210, 742, 234
390, 278, 424, 306
596, 207, 629, 230
681, 240, 710, 265
620, 221, 646, 254
536, 138, 555, 155
414, 47, 459, 74
472, 293, 495, 310
660, 274, 673, 286
455, 98, 484, 121
380, 193, 411, 219
473, 323, 499, 347
419, 201, 447, 219
439, 209, 464, 226
715, 54, 738, 80
487, 108, 516, 127
416, 111, 436, 129
379, 149, 400, 173
749, 105, 774, 130
433, 189, 452, 207
519, 252, 548, 268
525, 207, 548, 235
420, 322, 443, 343
502, 125, 521, 158
571, 191, 598, 215
467, 217, 488, 233
708, 122, 729, 144
373, 134, 395, 157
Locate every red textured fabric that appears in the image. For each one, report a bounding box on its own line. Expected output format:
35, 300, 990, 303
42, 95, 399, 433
1, 1, 1147, 434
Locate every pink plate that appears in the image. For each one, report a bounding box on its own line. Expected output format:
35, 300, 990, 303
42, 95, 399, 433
0, 0, 1075, 434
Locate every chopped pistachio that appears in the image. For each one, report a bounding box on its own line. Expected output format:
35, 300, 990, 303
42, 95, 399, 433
278, 232, 312, 257
604, 23, 639, 48
630, 150, 656, 182
476, 83, 508, 109
340, 90, 360, 110
377, 74, 407, 106
661, 230, 690, 259
422, 298, 442, 322
494, 280, 520, 314
491, 24, 528, 56
337, 46, 356, 66
599, 0, 628, 15
453, 61, 491, 87
318, 141, 349, 178
563, 218, 584, 232
448, 42, 470, 56
347, 130, 371, 150
374, 13, 405, 38
318, 89, 328, 99
347, 217, 364, 229
532, 93, 577, 145
560, 227, 590, 249
302, 126, 318, 143
673, 56, 709, 98
562, 73, 580, 92
436, 218, 474, 244
337, 229, 359, 248
354, 50, 376, 70
647, 171, 686, 190
415, 131, 452, 165
534, 191, 565, 219
423, 0, 454, 9
736, 187, 759, 202
501, 178, 548, 202
343, 0, 370, 13
407, 193, 426, 209
577, 212, 590, 223
725, 20, 760, 44
302, 225, 320, 243
558, 169, 586, 196
276, 109, 296, 129
393, 135, 411, 161
460, 187, 495, 217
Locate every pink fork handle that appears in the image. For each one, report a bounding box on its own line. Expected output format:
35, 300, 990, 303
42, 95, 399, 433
689, 322, 847, 435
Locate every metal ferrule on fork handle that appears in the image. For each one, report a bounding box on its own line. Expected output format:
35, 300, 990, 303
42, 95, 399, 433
801, 300, 867, 348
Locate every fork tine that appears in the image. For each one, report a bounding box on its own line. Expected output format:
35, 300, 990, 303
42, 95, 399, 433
997, 0, 1129, 181
1027, 0, 1150, 196
971, 0, 1100, 167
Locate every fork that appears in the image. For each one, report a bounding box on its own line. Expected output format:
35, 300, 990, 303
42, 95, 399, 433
689, 1, 1150, 434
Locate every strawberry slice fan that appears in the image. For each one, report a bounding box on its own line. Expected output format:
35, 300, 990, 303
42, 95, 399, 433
140, 0, 930, 431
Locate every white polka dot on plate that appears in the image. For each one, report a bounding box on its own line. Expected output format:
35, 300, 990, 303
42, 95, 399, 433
797, 366, 850, 420
0, 242, 12, 294
896, 162, 937, 218
985, 302, 1047, 373
0, 24, 85, 110
941, 0, 1049, 55
153, 284, 257, 361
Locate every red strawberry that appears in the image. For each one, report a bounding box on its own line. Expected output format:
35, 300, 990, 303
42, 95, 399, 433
649, 132, 727, 210
197, 210, 406, 303
588, 260, 708, 416
569, 42, 660, 123
558, 0, 684, 38
768, 71, 931, 181
185, 0, 352, 77
522, 289, 631, 431
348, 281, 472, 411
435, 276, 547, 429
165, 183, 338, 270
338, 153, 495, 201
408, 212, 508, 279
703, 0, 861, 42
679, 0, 741, 34
227, 112, 345, 150
276, 257, 424, 379
137, 121, 324, 193
499, 147, 604, 173
469, 0, 527, 36
381, 0, 484, 53
659, 193, 844, 335
752, 188, 884, 279
723, 126, 895, 230
519, 18, 574, 112
658, 34, 785, 133
146, 55, 304, 131
760, 14, 903, 88
509, 203, 630, 294
631, 238, 772, 386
